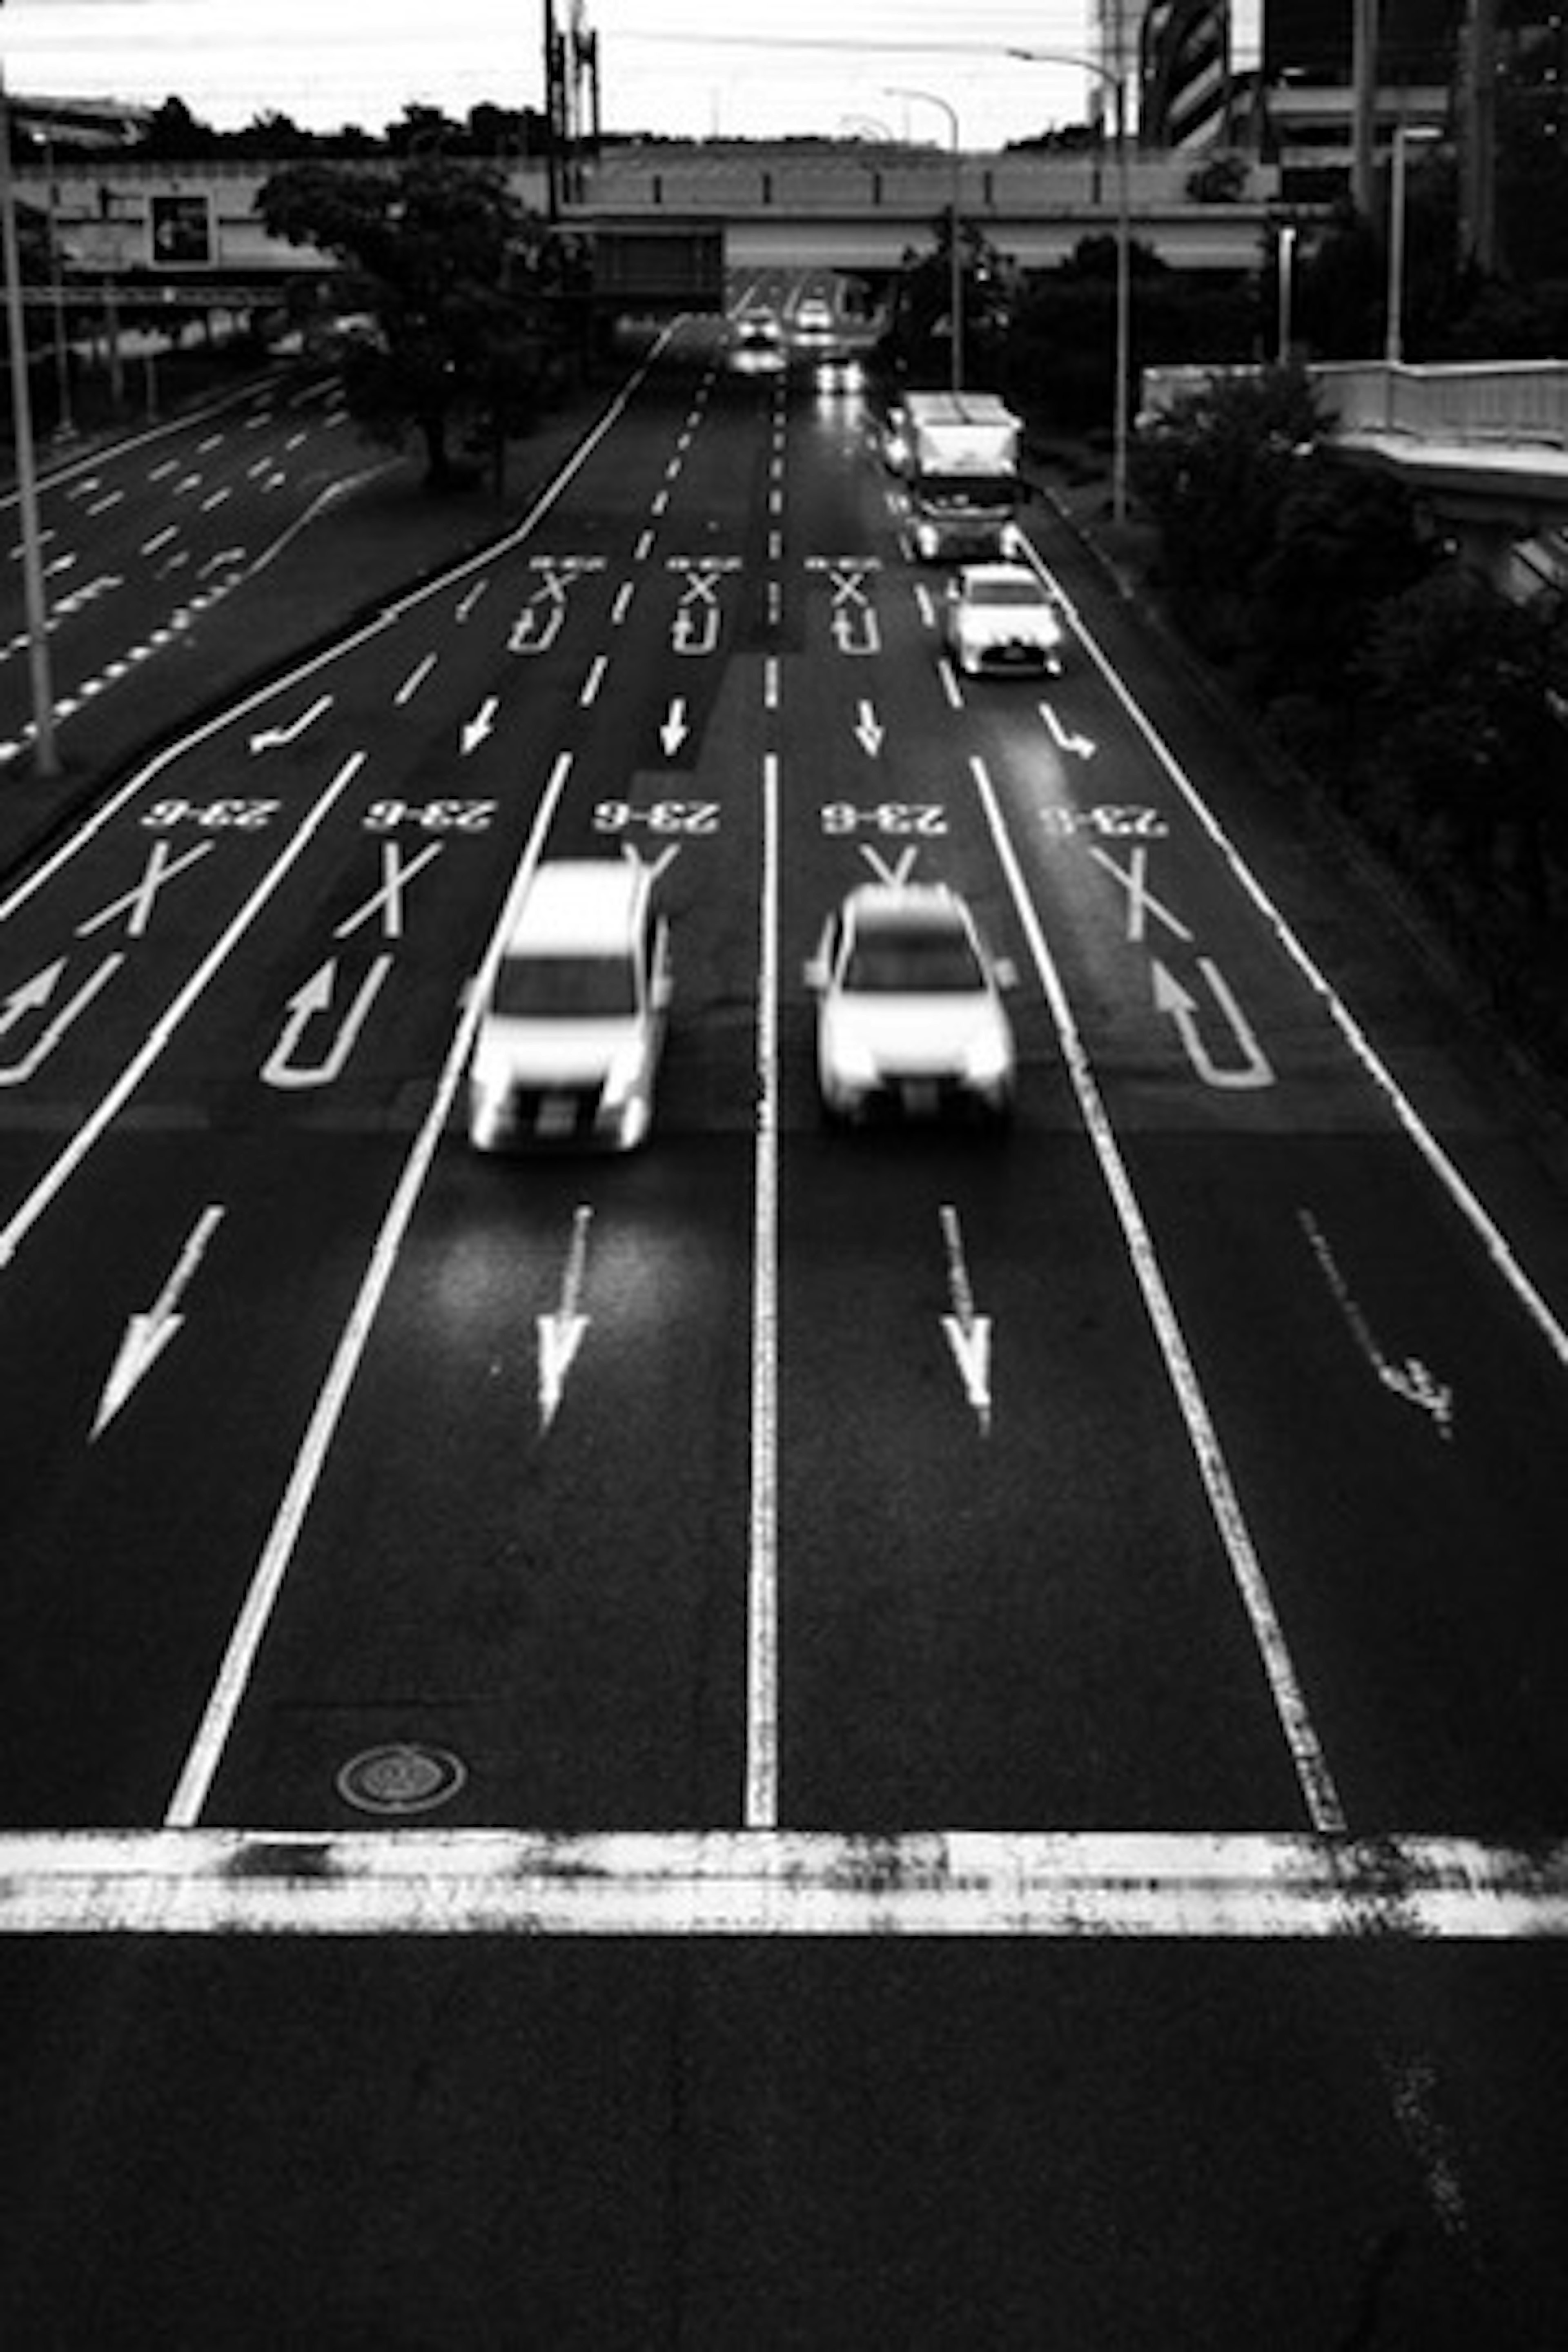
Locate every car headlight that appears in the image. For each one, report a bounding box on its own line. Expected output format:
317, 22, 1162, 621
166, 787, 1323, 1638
962, 1026, 1012, 1084
825, 1020, 880, 1089
601, 1037, 648, 1111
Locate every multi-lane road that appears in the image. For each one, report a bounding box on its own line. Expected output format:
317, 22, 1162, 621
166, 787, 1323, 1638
1, 310, 1567, 2344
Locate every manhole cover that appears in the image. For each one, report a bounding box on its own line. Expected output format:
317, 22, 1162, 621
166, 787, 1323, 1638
337, 1742, 467, 1817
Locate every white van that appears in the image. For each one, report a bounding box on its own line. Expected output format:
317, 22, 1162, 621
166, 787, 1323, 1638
468, 859, 672, 1151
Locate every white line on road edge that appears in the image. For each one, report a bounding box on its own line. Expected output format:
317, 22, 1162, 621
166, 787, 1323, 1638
1042, 553, 1568, 1378
1, 1828, 1565, 1937
165, 751, 579, 1829
969, 753, 1347, 1838
746, 751, 781, 1831
0, 755, 368, 1273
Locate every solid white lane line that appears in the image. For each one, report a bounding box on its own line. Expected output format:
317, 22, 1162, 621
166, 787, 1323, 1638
969, 752, 1346, 1837
746, 750, 781, 1831
3, 1829, 1565, 1938
165, 752, 581, 1829
0, 755, 368, 1273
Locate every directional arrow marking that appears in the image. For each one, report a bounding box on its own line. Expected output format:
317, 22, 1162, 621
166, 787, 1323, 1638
1152, 956, 1274, 1091
659, 697, 690, 756
938, 1203, 993, 1436
1038, 699, 1095, 760
461, 696, 499, 756
537, 1205, 594, 1434
92, 1204, 225, 1441
1299, 1210, 1455, 1440
0, 953, 124, 1087
854, 699, 885, 757
261, 955, 394, 1089
249, 694, 332, 754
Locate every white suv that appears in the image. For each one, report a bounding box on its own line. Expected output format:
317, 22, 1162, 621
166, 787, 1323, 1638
469, 860, 672, 1152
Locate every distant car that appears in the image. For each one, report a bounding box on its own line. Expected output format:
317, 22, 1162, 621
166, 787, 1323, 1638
730, 316, 785, 374
804, 884, 1018, 1127
813, 343, 864, 392
793, 294, 836, 343
468, 860, 671, 1152
943, 563, 1066, 677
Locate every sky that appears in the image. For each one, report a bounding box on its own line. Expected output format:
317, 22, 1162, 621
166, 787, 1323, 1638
0, 0, 1150, 150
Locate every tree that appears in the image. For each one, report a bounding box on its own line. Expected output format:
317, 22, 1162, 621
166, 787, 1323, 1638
256, 156, 568, 488
1129, 363, 1328, 655
881, 214, 1016, 386
1355, 569, 1564, 897
1249, 454, 1434, 706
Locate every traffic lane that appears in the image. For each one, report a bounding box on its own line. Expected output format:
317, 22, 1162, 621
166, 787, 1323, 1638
964, 622, 1568, 1828
0, 381, 361, 747
769, 671, 1316, 1830
0, 1941, 1555, 2347
178, 654, 771, 1831
0, 1121, 432, 1826
180, 890, 765, 1829
773, 1116, 1312, 1830
189, 1131, 757, 1831
1116, 1124, 1568, 1836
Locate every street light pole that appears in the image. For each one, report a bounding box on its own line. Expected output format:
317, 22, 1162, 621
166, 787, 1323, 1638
1385, 122, 1441, 368
0, 42, 59, 777
1009, 45, 1130, 525
886, 87, 962, 393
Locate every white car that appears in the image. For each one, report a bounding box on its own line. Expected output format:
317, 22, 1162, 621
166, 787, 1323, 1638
804, 884, 1018, 1127
468, 860, 671, 1152
793, 294, 835, 343
730, 315, 785, 375
944, 562, 1065, 677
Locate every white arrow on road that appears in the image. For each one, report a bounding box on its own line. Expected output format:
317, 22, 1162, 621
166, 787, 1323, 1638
854, 699, 885, 757
1152, 957, 1274, 1091
938, 1203, 993, 1436
92, 1204, 225, 1441
1038, 699, 1095, 760
0, 953, 124, 1087
261, 955, 394, 1089
538, 1204, 594, 1434
461, 695, 499, 756
659, 697, 690, 757
249, 694, 332, 754
1299, 1209, 1455, 1440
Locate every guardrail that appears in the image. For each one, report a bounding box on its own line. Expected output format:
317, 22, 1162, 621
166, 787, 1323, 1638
1138, 359, 1568, 452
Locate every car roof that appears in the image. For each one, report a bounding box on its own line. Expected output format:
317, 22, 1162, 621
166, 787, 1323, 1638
505, 860, 648, 955
957, 562, 1044, 590
842, 883, 969, 935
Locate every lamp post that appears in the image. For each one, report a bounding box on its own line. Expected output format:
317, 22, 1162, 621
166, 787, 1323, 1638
0, 36, 59, 777
1385, 121, 1442, 368
886, 87, 962, 393
1009, 44, 1130, 525
1276, 221, 1298, 363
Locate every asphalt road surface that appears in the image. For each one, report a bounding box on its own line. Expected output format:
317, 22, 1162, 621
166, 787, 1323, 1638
1, 314, 1566, 2347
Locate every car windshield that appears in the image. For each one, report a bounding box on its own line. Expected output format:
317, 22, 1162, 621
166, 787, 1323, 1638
843, 925, 984, 993
920, 477, 1017, 511
969, 577, 1047, 607
494, 954, 636, 1018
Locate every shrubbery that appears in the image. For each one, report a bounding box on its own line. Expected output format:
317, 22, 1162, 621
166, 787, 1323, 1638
1130, 367, 1568, 1069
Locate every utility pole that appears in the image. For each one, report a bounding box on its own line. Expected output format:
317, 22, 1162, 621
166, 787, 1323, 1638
0, 46, 60, 778
1461, 0, 1498, 276
1353, 0, 1381, 220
